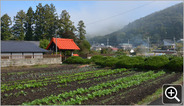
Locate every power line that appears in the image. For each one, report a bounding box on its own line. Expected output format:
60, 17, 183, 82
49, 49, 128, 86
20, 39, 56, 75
86, 1, 155, 26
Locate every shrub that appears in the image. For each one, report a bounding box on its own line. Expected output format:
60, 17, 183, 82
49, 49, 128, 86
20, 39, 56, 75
115, 56, 143, 68
91, 55, 105, 63
133, 56, 145, 68
91, 56, 118, 67
93, 56, 109, 67
144, 56, 169, 70
102, 57, 119, 67
166, 57, 183, 72
64, 56, 90, 64
39, 39, 50, 49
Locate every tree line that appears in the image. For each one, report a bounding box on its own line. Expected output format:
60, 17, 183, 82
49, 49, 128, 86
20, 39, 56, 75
1, 3, 90, 54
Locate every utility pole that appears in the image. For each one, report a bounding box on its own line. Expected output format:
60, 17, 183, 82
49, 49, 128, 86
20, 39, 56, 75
128, 39, 129, 44
173, 37, 176, 51
55, 30, 57, 55
148, 37, 150, 53
107, 38, 109, 47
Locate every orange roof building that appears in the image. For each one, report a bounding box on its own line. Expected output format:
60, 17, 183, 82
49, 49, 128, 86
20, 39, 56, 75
46, 38, 80, 50
73, 54, 79, 56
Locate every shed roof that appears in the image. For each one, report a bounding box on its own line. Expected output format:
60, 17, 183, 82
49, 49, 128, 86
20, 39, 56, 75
1, 41, 48, 53
46, 38, 80, 50
73, 54, 79, 56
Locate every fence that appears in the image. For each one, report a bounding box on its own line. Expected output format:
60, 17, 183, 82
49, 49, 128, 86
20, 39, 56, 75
1, 55, 62, 67
1, 54, 61, 60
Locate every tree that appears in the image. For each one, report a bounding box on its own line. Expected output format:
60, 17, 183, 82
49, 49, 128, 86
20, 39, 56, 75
75, 20, 91, 55
78, 40, 91, 55
25, 7, 34, 41
42, 4, 58, 39
1, 14, 12, 40
77, 20, 86, 40
12, 10, 26, 40
39, 39, 50, 49
34, 3, 44, 40
58, 10, 76, 38
34, 3, 58, 40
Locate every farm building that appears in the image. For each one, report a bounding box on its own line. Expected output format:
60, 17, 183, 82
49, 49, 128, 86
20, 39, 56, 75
1, 41, 48, 59
46, 38, 80, 59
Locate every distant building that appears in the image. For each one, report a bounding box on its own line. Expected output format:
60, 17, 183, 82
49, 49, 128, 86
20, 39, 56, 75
177, 39, 184, 43
152, 50, 177, 55
1, 41, 48, 59
118, 43, 132, 50
91, 43, 106, 51
163, 39, 175, 48
110, 47, 118, 52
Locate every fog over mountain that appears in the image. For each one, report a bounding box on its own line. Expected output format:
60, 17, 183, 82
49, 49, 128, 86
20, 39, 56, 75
68, 1, 181, 37
88, 3, 183, 47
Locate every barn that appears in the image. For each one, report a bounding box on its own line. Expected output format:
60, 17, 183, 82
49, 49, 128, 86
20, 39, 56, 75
1, 41, 48, 59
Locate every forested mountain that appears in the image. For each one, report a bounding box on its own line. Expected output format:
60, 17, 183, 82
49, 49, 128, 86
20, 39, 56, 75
88, 3, 183, 47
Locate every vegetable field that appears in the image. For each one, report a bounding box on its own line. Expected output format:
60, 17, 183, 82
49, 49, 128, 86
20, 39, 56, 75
1, 64, 182, 105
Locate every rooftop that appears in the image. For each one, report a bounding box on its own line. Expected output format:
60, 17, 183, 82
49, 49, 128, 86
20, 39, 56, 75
46, 38, 80, 50
1, 41, 48, 53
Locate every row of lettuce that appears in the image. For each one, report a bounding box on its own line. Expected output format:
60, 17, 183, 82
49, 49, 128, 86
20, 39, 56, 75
64, 55, 183, 72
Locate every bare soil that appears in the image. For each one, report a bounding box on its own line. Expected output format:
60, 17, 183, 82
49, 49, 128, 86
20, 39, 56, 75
1, 69, 135, 105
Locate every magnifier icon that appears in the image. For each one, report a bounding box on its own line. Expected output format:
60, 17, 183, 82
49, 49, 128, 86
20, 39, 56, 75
165, 86, 180, 102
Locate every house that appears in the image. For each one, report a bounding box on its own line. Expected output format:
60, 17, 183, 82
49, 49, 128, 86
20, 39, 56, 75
1, 41, 48, 59
177, 39, 184, 43
163, 39, 175, 48
110, 47, 118, 52
46, 38, 80, 59
118, 43, 132, 50
91, 43, 106, 51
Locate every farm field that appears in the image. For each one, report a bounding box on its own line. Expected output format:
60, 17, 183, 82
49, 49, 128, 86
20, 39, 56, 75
1, 64, 182, 105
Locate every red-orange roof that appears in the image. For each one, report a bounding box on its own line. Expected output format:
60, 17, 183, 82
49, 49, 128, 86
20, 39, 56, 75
46, 38, 80, 50
73, 54, 79, 56
111, 47, 118, 51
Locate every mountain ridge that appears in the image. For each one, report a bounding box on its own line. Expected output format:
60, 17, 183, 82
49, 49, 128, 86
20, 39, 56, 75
88, 3, 183, 47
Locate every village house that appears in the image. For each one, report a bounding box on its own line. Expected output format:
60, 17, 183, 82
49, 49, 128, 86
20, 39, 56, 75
118, 43, 132, 50
90, 43, 106, 51
1, 41, 48, 59
163, 39, 175, 49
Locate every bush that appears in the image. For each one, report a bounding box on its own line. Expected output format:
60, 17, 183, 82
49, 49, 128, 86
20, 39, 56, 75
166, 57, 183, 72
91, 55, 118, 67
64, 56, 90, 64
91, 55, 105, 63
144, 56, 169, 70
115, 56, 143, 68
93, 56, 108, 67
133, 56, 145, 68
39, 39, 50, 49
102, 57, 119, 67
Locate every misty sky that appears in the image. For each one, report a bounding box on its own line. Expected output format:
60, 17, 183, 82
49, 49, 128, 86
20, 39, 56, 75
1, 1, 182, 37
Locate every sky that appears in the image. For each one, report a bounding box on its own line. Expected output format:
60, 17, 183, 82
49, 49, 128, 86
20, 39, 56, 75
1, 1, 182, 37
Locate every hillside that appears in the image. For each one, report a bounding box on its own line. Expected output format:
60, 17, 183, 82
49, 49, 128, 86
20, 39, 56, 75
88, 3, 183, 47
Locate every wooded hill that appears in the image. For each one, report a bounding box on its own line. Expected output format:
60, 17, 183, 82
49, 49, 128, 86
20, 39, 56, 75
88, 3, 183, 47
